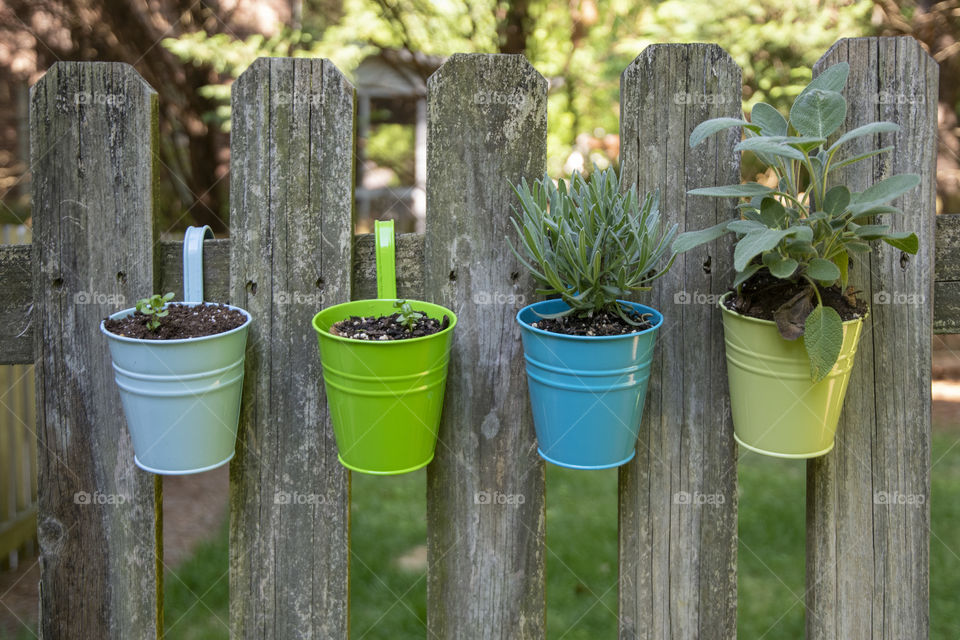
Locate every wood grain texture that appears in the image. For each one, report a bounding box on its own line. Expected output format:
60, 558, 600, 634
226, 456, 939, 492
424, 54, 547, 639
0, 244, 31, 364
30, 62, 161, 639
158, 237, 232, 303
617, 44, 740, 640
353, 232, 424, 300
806, 37, 936, 640
228, 57, 353, 639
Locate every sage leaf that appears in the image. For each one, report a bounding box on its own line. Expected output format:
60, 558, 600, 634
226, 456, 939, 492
804, 304, 844, 382
881, 231, 919, 254
733, 229, 793, 271
805, 257, 841, 281
690, 117, 757, 148
790, 88, 847, 139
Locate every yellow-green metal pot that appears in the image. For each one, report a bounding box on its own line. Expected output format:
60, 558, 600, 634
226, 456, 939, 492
720, 292, 865, 459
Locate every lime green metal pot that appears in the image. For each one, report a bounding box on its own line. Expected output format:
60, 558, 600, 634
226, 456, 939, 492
720, 292, 865, 459
312, 221, 457, 474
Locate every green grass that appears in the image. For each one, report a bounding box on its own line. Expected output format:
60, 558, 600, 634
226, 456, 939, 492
736, 451, 806, 639
155, 435, 960, 638
162, 521, 231, 639
931, 432, 960, 640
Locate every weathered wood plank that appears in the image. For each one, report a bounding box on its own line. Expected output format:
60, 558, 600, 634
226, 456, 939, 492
228, 57, 353, 639
618, 43, 740, 640
31, 62, 161, 639
935, 213, 960, 280
353, 232, 424, 300
0, 244, 33, 365
934, 214, 960, 332
806, 37, 936, 640
934, 280, 960, 333
424, 54, 547, 639
158, 237, 232, 303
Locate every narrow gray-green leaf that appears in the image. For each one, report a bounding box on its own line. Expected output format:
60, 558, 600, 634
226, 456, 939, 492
849, 174, 920, 212
832, 146, 893, 170
688, 183, 774, 198
735, 138, 806, 161
827, 121, 900, 152
728, 219, 768, 234
689, 117, 754, 148
853, 224, 890, 239
672, 220, 730, 253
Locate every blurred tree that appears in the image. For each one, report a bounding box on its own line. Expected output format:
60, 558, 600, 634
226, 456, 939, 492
2, 0, 898, 227
0, 0, 297, 231
873, 0, 960, 213
164, 0, 879, 177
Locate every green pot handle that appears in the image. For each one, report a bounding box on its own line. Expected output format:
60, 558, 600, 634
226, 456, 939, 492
375, 220, 397, 300
183, 225, 214, 303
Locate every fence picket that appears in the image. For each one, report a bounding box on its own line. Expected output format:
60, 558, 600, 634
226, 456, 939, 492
806, 36, 937, 640
228, 57, 354, 639
31, 61, 161, 638
424, 54, 548, 639
617, 43, 741, 639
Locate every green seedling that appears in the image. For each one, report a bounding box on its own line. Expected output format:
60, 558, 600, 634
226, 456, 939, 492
136, 292, 175, 331
394, 300, 425, 332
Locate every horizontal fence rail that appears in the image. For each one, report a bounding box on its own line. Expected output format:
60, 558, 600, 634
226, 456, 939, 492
0, 36, 939, 640
3, 212, 959, 365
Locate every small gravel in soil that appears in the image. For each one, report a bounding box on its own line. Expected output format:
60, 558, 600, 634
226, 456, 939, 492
332, 312, 450, 340
103, 303, 247, 340
531, 310, 653, 336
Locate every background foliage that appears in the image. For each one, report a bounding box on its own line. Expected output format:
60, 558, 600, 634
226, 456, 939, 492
1, 1, 957, 227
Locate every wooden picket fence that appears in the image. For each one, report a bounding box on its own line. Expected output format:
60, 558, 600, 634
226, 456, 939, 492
0, 36, 948, 638
0, 224, 37, 572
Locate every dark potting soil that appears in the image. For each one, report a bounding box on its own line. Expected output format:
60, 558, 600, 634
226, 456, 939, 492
103, 303, 247, 340
725, 272, 867, 322
531, 309, 654, 336
332, 313, 450, 341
